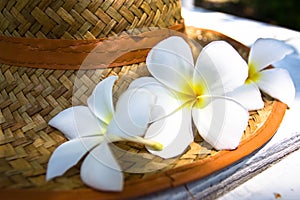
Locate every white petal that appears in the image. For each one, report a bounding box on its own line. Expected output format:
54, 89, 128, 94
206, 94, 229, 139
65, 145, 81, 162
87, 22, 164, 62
80, 141, 123, 191
129, 77, 183, 115
49, 106, 107, 139
257, 68, 295, 106
129, 77, 193, 158
87, 76, 117, 124
46, 136, 103, 180
106, 88, 155, 139
226, 83, 264, 111
129, 76, 162, 90
192, 98, 249, 150
194, 41, 248, 95
146, 36, 195, 95
150, 105, 165, 122
249, 38, 293, 71
145, 107, 194, 158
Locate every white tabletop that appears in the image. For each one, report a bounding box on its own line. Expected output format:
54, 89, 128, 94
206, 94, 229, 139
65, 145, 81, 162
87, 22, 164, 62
181, 2, 300, 199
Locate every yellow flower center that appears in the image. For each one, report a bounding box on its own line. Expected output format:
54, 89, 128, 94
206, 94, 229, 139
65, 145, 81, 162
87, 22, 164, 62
175, 80, 210, 111
191, 81, 208, 108
246, 63, 261, 84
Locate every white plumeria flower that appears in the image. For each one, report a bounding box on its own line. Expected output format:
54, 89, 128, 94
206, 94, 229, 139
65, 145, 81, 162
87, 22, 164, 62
46, 76, 161, 191
228, 38, 295, 110
130, 36, 250, 158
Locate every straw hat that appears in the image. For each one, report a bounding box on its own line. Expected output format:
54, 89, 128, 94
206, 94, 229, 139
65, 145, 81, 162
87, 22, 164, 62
0, 0, 286, 199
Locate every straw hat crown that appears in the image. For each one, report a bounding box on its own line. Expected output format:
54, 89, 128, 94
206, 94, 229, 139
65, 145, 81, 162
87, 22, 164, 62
0, 0, 184, 190
0, 0, 182, 39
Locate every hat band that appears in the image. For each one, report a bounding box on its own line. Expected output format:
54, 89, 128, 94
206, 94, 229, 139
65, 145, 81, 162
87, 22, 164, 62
0, 23, 185, 70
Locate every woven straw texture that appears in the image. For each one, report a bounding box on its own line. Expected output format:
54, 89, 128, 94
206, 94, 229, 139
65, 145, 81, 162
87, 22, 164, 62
0, 0, 184, 190
0, 0, 182, 39
0, 27, 278, 190
0, 0, 284, 194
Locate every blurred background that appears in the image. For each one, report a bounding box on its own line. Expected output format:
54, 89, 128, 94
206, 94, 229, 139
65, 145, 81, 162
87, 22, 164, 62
193, 0, 300, 30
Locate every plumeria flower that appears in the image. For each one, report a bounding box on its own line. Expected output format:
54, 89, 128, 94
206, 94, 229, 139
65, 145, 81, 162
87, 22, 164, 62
228, 38, 295, 110
129, 36, 250, 158
46, 76, 162, 191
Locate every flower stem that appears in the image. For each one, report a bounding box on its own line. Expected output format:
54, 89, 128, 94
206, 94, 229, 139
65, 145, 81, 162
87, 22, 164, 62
129, 136, 164, 151
108, 135, 163, 151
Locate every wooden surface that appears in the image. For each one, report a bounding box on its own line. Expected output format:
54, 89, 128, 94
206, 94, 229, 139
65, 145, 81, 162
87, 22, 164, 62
140, 133, 300, 200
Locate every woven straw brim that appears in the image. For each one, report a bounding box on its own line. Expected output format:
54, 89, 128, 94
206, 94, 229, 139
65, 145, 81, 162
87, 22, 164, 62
0, 27, 287, 200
